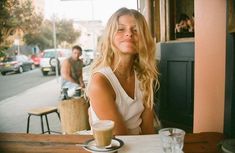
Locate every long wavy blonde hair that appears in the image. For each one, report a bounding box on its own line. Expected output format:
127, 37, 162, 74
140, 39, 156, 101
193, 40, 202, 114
90, 7, 159, 109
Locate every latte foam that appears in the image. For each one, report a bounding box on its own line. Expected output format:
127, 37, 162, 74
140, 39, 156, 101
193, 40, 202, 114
92, 120, 114, 131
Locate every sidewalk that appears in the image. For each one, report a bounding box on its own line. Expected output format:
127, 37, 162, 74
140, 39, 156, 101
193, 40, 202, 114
0, 79, 61, 133
0, 66, 90, 133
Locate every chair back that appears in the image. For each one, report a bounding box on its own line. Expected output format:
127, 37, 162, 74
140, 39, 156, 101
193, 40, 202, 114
58, 97, 90, 134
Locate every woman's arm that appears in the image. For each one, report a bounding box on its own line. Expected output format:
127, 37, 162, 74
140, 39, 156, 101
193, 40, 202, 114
140, 106, 155, 134
88, 73, 128, 135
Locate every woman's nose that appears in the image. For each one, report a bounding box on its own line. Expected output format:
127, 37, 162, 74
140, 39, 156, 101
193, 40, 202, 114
125, 29, 133, 37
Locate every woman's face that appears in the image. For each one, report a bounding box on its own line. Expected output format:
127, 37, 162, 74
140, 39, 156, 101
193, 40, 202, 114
113, 14, 139, 55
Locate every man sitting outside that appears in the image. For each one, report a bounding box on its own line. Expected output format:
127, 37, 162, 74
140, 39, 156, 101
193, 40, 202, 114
60, 45, 85, 98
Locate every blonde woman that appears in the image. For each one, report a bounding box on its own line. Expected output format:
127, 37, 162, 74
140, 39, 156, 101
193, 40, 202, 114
87, 7, 159, 135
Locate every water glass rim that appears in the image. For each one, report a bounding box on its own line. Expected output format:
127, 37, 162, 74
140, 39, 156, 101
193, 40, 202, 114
159, 127, 186, 135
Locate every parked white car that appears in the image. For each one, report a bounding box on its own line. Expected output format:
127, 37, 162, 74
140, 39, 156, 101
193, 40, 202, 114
40, 48, 71, 76
83, 49, 95, 65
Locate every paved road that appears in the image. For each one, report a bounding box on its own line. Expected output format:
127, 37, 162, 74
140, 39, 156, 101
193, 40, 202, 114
0, 68, 56, 101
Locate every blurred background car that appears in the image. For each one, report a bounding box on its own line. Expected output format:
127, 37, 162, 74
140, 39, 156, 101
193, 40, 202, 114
40, 48, 71, 76
30, 54, 41, 67
82, 49, 95, 66
0, 54, 35, 75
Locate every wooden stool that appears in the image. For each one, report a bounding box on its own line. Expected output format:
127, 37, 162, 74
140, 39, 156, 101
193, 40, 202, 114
26, 106, 60, 134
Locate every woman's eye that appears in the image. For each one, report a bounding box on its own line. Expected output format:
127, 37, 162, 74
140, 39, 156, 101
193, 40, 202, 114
117, 28, 124, 32
132, 29, 137, 33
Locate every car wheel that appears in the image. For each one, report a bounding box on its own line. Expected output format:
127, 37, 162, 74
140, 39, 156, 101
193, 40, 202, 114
1, 72, 6, 76
88, 59, 93, 65
83, 58, 90, 66
18, 66, 24, 73
49, 57, 60, 68
87, 59, 92, 65
31, 64, 35, 70
42, 71, 48, 76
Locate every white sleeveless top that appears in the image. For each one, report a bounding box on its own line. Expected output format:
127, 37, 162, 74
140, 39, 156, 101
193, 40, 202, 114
88, 67, 144, 135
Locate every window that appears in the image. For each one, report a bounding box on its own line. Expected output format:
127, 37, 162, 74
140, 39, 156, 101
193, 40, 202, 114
155, 0, 194, 41
167, 0, 194, 40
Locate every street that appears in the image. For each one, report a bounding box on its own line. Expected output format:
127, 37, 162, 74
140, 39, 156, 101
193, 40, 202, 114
0, 68, 56, 101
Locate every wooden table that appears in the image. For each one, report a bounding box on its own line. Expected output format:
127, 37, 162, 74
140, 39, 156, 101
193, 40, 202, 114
0, 132, 224, 153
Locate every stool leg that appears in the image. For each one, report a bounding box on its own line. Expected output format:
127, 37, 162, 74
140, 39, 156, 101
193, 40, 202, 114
26, 114, 31, 133
40, 115, 44, 134
56, 111, 60, 121
45, 115, 51, 134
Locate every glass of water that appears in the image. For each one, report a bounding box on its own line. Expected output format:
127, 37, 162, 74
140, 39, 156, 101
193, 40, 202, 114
159, 128, 185, 153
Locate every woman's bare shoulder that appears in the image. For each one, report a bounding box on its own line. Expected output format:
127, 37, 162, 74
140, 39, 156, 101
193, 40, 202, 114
88, 72, 115, 98
90, 73, 111, 90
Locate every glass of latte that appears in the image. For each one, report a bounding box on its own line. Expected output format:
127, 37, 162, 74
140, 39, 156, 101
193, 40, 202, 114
91, 120, 115, 148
